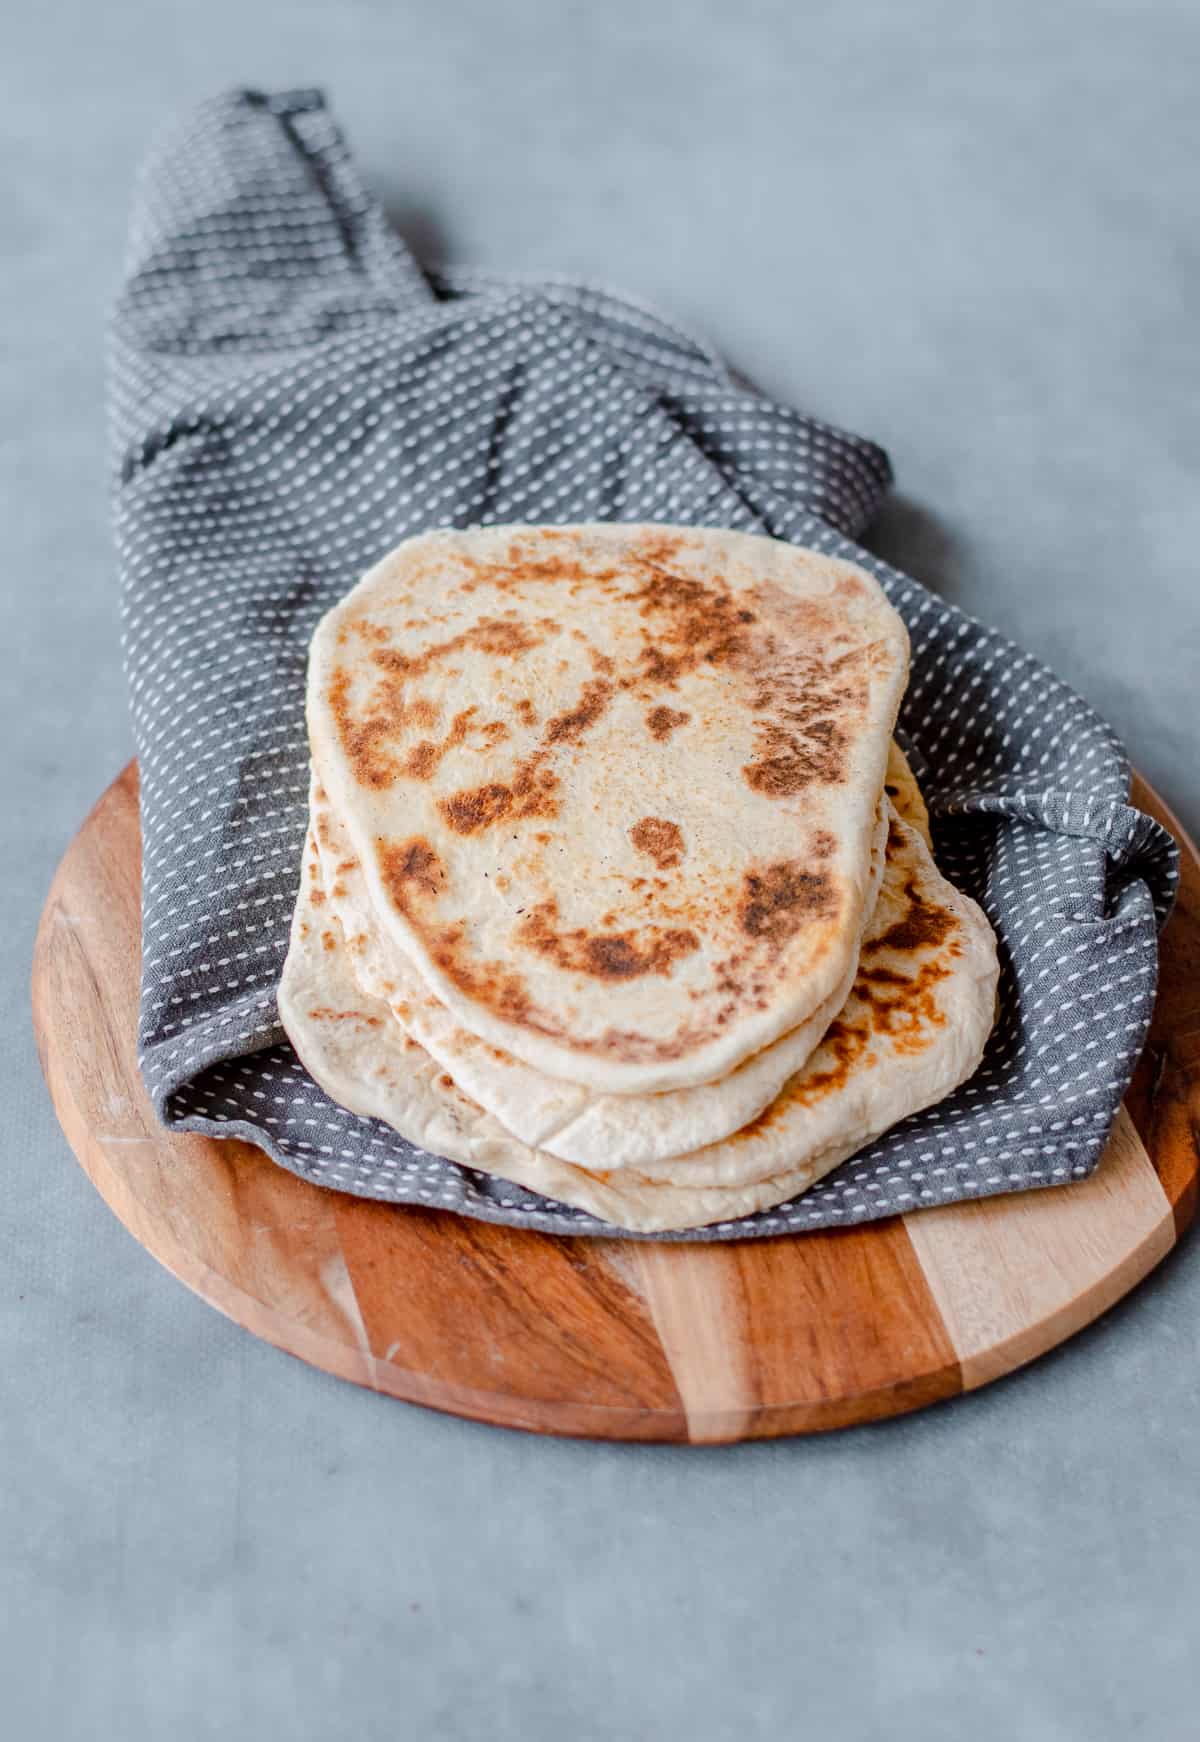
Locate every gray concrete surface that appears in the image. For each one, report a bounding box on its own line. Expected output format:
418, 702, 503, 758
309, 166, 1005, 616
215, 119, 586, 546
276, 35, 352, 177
4, 3, 1198, 1737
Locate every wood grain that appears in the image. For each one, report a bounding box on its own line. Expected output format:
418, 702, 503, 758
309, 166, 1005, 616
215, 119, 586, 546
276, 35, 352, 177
30, 763, 1200, 1441
904, 1108, 1174, 1389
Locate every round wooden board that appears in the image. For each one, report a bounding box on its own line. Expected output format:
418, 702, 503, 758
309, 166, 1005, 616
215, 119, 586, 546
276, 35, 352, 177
32, 765, 1200, 1442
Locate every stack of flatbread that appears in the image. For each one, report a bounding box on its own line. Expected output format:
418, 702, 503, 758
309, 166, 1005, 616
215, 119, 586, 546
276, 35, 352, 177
279, 524, 999, 1232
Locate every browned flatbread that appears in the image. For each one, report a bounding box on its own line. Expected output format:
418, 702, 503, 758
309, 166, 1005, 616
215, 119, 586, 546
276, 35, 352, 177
307, 523, 909, 1094
279, 805, 998, 1231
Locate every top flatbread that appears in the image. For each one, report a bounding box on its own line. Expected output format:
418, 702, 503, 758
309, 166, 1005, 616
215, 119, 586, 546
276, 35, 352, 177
308, 523, 909, 1093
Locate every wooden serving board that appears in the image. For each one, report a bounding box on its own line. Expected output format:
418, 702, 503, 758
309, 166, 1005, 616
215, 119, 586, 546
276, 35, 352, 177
32, 765, 1200, 1441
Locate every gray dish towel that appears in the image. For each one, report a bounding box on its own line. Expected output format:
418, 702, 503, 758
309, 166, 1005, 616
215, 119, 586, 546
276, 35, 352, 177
110, 88, 1179, 1240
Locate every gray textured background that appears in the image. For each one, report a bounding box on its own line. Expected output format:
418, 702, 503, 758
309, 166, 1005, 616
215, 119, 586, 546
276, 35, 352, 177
5, 3, 1198, 1738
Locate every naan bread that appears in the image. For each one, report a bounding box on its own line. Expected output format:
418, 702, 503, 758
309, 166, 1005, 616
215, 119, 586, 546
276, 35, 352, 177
279, 806, 998, 1233
307, 524, 909, 1093
278, 881, 840, 1230
309, 778, 889, 1169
